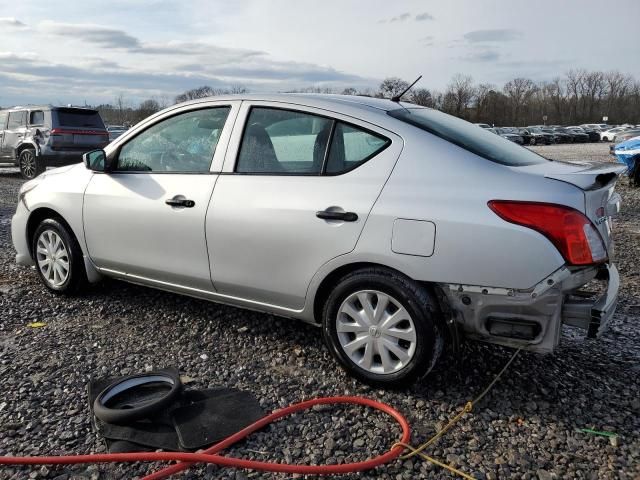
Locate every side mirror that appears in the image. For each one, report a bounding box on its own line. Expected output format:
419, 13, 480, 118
83, 149, 107, 172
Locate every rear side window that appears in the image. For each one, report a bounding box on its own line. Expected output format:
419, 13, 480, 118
388, 108, 548, 166
236, 107, 390, 175
29, 111, 44, 125
0, 112, 7, 129
54, 109, 105, 128
237, 108, 332, 174
7, 111, 27, 129
326, 123, 389, 174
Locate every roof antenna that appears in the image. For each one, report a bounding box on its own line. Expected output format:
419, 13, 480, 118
391, 75, 422, 102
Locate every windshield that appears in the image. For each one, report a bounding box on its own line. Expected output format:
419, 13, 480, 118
388, 108, 548, 166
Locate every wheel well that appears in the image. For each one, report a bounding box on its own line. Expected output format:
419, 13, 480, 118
26, 208, 76, 257
312, 262, 446, 324
16, 144, 36, 156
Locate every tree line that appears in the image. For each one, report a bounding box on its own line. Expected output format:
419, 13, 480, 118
96, 69, 640, 127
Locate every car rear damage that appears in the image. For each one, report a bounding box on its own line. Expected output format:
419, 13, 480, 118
441, 161, 625, 353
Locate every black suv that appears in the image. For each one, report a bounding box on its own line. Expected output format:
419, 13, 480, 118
0, 105, 109, 179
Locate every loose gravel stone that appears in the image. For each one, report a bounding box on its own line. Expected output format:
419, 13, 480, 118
0, 148, 639, 480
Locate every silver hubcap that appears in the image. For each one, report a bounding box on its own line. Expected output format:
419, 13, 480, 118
21, 151, 36, 178
36, 230, 70, 287
336, 290, 417, 375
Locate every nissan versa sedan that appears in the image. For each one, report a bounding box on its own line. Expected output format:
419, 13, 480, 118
11, 94, 623, 387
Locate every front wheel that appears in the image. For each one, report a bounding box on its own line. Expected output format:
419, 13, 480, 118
19, 148, 45, 180
322, 268, 444, 388
32, 218, 88, 294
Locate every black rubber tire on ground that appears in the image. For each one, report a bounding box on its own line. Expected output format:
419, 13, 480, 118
32, 218, 88, 294
19, 148, 45, 180
322, 267, 444, 388
529, 137, 536, 145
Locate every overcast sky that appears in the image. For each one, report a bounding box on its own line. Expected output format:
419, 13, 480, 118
1, 0, 639, 107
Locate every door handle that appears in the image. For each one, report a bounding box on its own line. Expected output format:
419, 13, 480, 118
316, 210, 358, 222
165, 197, 195, 208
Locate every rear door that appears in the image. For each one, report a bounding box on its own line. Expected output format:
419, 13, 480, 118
206, 102, 402, 310
83, 102, 239, 291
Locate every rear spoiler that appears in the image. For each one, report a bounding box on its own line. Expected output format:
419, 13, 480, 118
544, 162, 627, 190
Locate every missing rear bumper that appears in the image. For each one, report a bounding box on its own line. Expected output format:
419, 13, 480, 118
562, 264, 619, 338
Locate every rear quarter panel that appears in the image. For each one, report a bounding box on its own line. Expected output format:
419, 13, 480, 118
323, 125, 586, 291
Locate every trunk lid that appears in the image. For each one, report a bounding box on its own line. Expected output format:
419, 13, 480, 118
516, 160, 625, 254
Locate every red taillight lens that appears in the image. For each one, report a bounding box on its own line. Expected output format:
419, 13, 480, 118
488, 200, 607, 266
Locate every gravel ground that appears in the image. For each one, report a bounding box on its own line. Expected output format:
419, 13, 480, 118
0, 144, 638, 480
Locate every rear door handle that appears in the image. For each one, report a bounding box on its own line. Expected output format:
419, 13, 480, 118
165, 197, 195, 208
316, 210, 358, 222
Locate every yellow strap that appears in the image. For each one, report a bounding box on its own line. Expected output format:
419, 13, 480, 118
392, 347, 522, 479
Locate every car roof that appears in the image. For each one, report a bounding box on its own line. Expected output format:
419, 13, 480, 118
176, 93, 416, 114
0, 105, 98, 112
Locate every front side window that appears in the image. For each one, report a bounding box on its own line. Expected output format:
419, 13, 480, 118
7, 111, 27, 129
236, 108, 332, 174
29, 111, 44, 126
116, 107, 230, 172
389, 108, 548, 166
0, 112, 8, 129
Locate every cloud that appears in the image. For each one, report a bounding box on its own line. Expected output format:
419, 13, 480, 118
40, 21, 140, 48
0, 17, 27, 28
420, 35, 435, 47
415, 13, 434, 21
461, 49, 500, 62
463, 29, 522, 43
379, 12, 412, 23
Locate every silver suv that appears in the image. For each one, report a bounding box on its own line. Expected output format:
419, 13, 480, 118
11, 94, 623, 387
0, 106, 109, 179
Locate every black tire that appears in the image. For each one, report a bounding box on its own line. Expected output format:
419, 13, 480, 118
529, 137, 536, 146
322, 267, 444, 388
32, 218, 88, 294
19, 148, 44, 180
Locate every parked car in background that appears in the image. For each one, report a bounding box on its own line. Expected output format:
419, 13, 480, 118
0, 105, 109, 179
494, 127, 524, 144
107, 125, 128, 141
554, 127, 588, 143
580, 124, 608, 131
568, 126, 600, 142
600, 127, 629, 142
516, 128, 551, 145
11, 93, 623, 386
474, 123, 492, 129
613, 128, 640, 143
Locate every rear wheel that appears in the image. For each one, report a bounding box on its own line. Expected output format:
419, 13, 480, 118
529, 137, 536, 145
32, 218, 88, 294
322, 267, 444, 387
19, 148, 44, 180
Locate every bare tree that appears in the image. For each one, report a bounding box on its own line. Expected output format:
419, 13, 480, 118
503, 78, 536, 125
474, 83, 495, 122
379, 77, 410, 99
443, 74, 475, 118
341, 87, 357, 96
409, 88, 433, 107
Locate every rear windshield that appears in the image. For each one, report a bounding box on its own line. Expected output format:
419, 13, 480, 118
388, 108, 548, 166
54, 109, 105, 128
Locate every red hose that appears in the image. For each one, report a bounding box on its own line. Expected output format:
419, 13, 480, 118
0, 396, 411, 479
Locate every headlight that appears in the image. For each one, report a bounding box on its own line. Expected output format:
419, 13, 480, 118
18, 179, 42, 210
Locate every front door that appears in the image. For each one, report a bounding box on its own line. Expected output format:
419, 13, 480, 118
207, 103, 402, 310
0, 111, 8, 159
83, 104, 236, 291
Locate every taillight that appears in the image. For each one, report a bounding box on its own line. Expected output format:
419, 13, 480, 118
488, 200, 607, 266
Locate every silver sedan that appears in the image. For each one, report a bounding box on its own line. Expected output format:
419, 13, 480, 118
12, 94, 623, 386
